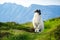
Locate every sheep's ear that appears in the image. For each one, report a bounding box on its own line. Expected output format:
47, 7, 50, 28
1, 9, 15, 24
39, 9, 41, 12
39, 10, 41, 15
34, 9, 38, 13
34, 10, 36, 12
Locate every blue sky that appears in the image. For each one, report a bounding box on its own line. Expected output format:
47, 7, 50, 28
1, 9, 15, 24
0, 0, 60, 7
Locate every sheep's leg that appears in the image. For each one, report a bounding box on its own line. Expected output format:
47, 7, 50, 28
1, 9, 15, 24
35, 25, 39, 32
41, 25, 44, 32
36, 28, 39, 32
34, 25, 37, 32
33, 23, 38, 32
35, 28, 37, 32
35, 28, 39, 33
38, 24, 44, 33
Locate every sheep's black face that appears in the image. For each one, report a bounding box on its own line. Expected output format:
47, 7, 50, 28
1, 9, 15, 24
34, 9, 41, 15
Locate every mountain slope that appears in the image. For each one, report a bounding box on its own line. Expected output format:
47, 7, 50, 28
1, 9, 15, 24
0, 3, 60, 23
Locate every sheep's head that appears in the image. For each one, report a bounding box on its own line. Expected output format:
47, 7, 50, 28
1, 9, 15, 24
34, 9, 41, 15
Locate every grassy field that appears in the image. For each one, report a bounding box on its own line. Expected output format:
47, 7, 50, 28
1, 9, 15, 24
0, 17, 60, 40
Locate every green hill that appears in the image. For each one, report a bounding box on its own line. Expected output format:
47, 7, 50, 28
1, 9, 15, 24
0, 17, 60, 40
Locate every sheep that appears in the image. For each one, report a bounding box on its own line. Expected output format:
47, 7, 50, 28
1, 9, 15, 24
32, 9, 44, 33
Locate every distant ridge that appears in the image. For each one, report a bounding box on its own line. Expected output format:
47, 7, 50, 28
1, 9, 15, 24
0, 3, 60, 23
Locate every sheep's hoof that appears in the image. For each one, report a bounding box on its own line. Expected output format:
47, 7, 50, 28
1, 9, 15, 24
39, 29, 41, 32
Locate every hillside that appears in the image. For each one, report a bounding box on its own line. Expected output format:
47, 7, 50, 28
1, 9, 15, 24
0, 3, 60, 23
0, 17, 60, 40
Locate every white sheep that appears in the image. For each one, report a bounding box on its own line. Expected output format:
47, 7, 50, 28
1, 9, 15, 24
32, 9, 44, 33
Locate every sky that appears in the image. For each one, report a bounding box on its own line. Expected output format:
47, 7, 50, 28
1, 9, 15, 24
0, 0, 60, 7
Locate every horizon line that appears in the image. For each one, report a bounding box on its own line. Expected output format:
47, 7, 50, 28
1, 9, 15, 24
0, 3, 60, 7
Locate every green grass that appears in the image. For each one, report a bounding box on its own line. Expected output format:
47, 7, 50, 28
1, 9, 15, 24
0, 17, 60, 40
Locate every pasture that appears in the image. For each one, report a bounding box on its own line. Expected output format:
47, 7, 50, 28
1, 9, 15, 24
0, 17, 60, 40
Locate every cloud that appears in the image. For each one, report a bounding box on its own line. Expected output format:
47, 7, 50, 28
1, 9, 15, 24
0, 0, 60, 7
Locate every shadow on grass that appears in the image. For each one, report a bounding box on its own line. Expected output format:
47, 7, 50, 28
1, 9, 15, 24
0, 32, 13, 38
18, 27, 34, 33
0, 22, 34, 33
